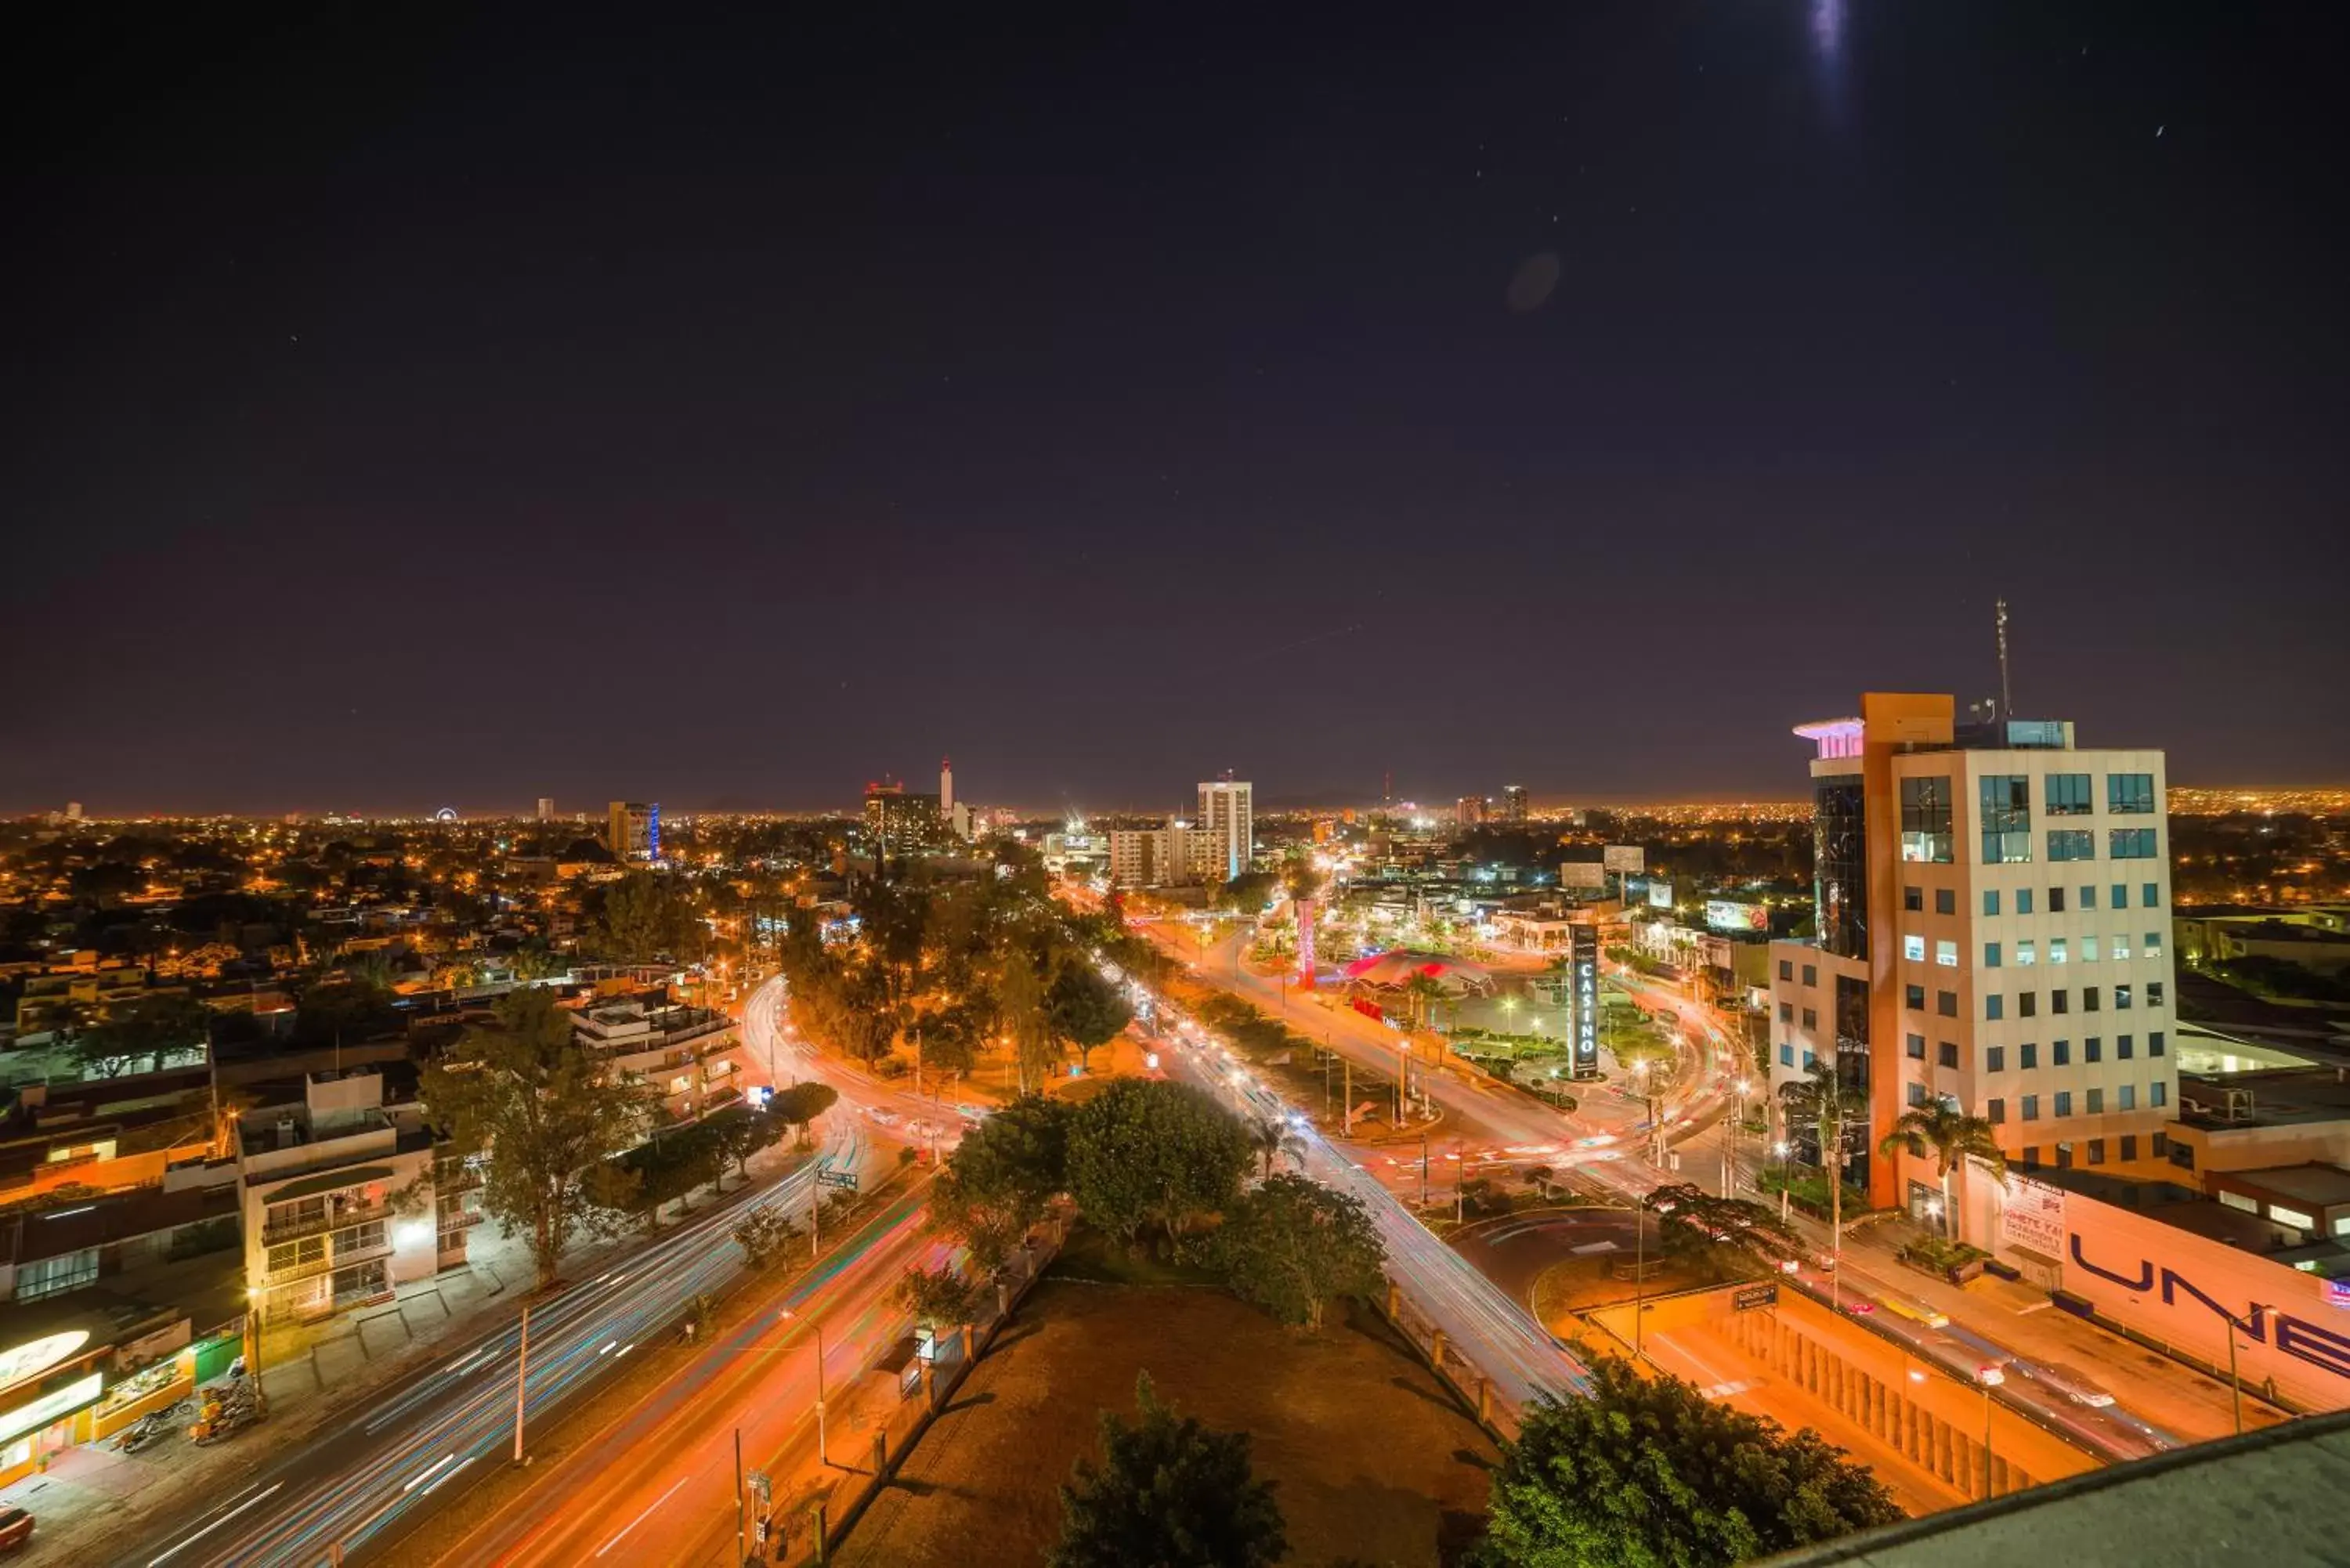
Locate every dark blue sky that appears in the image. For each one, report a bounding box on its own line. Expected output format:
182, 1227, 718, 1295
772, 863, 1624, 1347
5, 4, 2345, 815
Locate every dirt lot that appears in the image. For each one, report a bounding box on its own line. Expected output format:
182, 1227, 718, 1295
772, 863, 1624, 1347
837, 1277, 1499, 1567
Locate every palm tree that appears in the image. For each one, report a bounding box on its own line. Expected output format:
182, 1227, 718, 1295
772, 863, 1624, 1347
1246, 1115, 1306, 1180
1784, 1071, 1864, 1310
1878, 1102, 2008, 1245
1401, 973, 1446, 1033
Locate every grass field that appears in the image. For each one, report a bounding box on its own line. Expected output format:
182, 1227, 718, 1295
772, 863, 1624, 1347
837, 1276, 1499, 1567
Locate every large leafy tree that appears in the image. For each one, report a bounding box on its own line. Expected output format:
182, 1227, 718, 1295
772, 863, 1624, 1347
1878, 1102, 2008, 1245
770, 1080, 841, 1147
894, 1263, 990, 1330
591, 871, 707, 964
1477, 1358, 1901, 1568
71, 992, 211, 1078
932, 1093, 1072, 1263
1050, 961, 1133, 1075
1050, 1373, 1287, 1568
1211, 1173, 1385, 1331
420, 988, 651, 1286
1065, 1079, 1249, 1248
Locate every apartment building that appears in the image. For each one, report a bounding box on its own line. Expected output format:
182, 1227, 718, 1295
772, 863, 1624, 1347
1767, 693, 2178, 1216
1106, 821, 1221, 890
238, 1071, 452, 1325
571, 996, 747, 1124
1197, 779, 1254, 883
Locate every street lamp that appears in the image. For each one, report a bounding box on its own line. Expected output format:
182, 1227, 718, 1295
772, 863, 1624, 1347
780, 1310, 830, 1467
1723, 1078, 1753, 1199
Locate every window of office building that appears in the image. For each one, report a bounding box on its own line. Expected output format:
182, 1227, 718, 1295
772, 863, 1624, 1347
2019, 991, 2037, 1017
2020, 1042, 2038, 1069
1802, 1050, 1817, 1071
2142, 883, 2160, 908
2149, 981, 2165, 1006
1904, 934, 1925, 962
2085, 1037, 2102, 1063
2046, 773, 2093, 815
2084, 986, 2100, 1012
1987, 1098, 2005, 1123
2081, 886, 2099, 910
16, 1247, 99, 1301
1907, 1032, 1926, 1060
2121, 1134, 2138, 1161
2109, 773, 2157, 815
2113, 884, 2129, 912
2117, 1035, 2134, 1059
2022, 1095, 2040, 1122
2053, 1039, 2071, 1066
1937, 990, 1958, 1017
2051, 938, 2069, 964
2018, 889, 2035, 915
1778, 959, 1793, 981
1907, 1082, 1928, 1107
2088, 1138, 2106, 1165
2120, 1084, 2136, 1111
2017, 940, 2037, 966
2049, 886, 2067, 913
1986, 994, 2004, 1021
1936, 939, 1958, 967
2052, 989, 2069, 1014
1900, 775, 1955, 864
2116, 984, 2133, 1010
2112, 932, 2131, 959
1906, 984, 1925, 1010
2055, 1091, 2073, 1117
1983, 890, 2001, 916
1938, 1041, 1959, 1068
2055, 1145, 2073, 1169
1802, 1007, 1818, 1030
2087, 1088, 2105, 1115
2150, 1031, 2166, 1057
1987, 1046, 2005, 1073
2048, 829, 2095, 862
1984, 941, 2002, 968
1780, 1043, 1794, 1066
1778, 1001, 1793, 1022
2110, 828, 2158, 859
2152, 1082, 2167, 1107
1978, 775, 2031, 863
1816, 776, 1869, 958
1802, 964, 1818, 987
1936, 888, 1955, 916
1904, 886, 1922, 912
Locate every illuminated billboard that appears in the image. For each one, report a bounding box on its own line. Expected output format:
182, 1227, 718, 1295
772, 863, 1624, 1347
1704, 899, 1767, 934
1647, 880, 1673, 909
1557, 862, 1605, 891
1569, 923, 1600, 1077
1601, 845, 1645, 874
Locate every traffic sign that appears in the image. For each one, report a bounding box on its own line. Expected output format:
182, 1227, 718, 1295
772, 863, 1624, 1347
817, 1169, 859, 1190
1732, 1282, 1780, 1313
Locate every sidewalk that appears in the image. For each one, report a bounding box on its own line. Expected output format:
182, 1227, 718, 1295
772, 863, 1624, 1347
0, 1136, 811, 1566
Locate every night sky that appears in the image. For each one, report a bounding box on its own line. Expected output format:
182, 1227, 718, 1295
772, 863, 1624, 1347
7, 5, 2345, 817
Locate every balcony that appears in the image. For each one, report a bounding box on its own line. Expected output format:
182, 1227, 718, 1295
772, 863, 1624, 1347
262, 1198, 391, 1248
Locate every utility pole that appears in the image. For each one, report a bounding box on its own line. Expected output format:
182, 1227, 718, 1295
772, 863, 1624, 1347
512, 1303, 530, 1465
1419, 1129, 1430, 1205
1343, 1058, 1353, 1136
735, 1425, 747, 1563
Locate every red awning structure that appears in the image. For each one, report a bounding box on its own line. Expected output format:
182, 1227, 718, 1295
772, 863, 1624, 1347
1341, 951, 1496, 994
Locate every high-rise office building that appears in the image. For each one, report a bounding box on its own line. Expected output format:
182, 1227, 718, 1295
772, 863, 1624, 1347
1197, 778, 1253, 883
863, 782, 944, 858
939, 757, 953, 820
1455, 795, 1489, 828
607, 800, 660, 862
1502, 785, 1528, 823
1766, 693, 2177, 1215
536, 797, 556, 822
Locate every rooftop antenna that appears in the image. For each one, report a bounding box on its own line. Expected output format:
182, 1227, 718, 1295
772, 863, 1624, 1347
1994, 598, 2012, 722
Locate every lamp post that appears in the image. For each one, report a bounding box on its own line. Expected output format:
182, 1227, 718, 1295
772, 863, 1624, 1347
783, 1310, 830, 1468
2224, 1303, 2270, 1435
1978, 1367, 2004, 1498
512, 1302, 530, 1465
1723, 1078, 1752, 1199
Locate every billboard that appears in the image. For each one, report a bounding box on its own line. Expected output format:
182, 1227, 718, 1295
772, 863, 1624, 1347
1705, 899, 1768, 934
2001, 1172, 2066, 1257
1602, 844, 1645, 874
2046, 1186, 2350, 1411
1647, 880, 1674, 909
1556, 861, 1606, 891
1569, 923, 1600, 1076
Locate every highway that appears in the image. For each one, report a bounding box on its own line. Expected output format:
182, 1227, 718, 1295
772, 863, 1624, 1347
122, 1133, 866, 1568
437, 1187, 950, 1566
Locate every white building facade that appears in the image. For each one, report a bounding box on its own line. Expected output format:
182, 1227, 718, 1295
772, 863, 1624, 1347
1197, 779, 1253, 883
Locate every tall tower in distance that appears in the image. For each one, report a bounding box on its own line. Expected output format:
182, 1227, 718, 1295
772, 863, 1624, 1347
536, 797, 555, 822
940, 757, 954, 819
1197, 775, 1254, 883
1502, 784, 1529, 824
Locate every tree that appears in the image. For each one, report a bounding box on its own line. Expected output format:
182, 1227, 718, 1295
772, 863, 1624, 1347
1050, 1373, 1287, 1568
1878, 1102, 2007, 1245
894, 1264, 989, 1330
1214, 869, 1278, 914
1065, 1079, 1249, 1248
1050, 961, 1133, 1075
1244, 1115, 1305, 1181
1401, 972, 1446, 1032
1211, 1173, 1385, 1331
1477, 1358, 1900, 1568
995, 932, 1066, 1093
932, 1093, 1072, 1264
1645, 1183, 1796, 1282
714, 1108, 786, 1184
770, 1081, 840, 1149
419, 988, 651, 1287
70, 992, 211, 1078
591, 871, 707, 964
733, 1207, 801, 1270
1784, 1071, 1864, 1302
